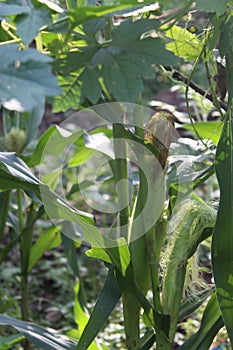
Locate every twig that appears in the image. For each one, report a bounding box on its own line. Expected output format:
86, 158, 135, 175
163, 66, 227, 111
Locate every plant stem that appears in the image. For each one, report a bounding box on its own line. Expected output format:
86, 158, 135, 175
17, 190, 32, 350
0, 191, 11, 242
112, 123, 130, 239
123, 292, 141, 350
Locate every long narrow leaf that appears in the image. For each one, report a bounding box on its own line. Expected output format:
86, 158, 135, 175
76, 266, 122, 350
212, 111, 233, 344
179, 293, 223, 350
0, 315, 76, 350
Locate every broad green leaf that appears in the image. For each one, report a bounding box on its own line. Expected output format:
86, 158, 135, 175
179, 293, 223, 349
0, 315, 76, 350
24, 126, 84, 167
53, 72, 82, 112
16, 6, 51, 45
196, 0, 228, 16
76, 267, 121, 350
28, 226, 61, 272
212, 112, 233, 345
182, 121, 223, 145
54, 18, 176, 111
0, 2, 29, 15
219, 16, 233, 57
0, 45, 60, 112
165, 25, 202, 61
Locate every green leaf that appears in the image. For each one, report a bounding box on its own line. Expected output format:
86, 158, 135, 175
195, 0, 228, 16
54, 18, 176, 110
0, 45, 60, 112
25, 125, 83, 167
179, 293, 223, 349
68, 2, 156, 25
212, 112, 233, 345
0, 334, 25, 349
87, 238, 131, 276
0, 315, 76, 350
179, 287, 215, 320
19, 102, 45, 145
16, 5, 51, 45
165, 25, 203, 61
0, 152, 96, 235
28, 226, 61, 273
86, 247, 112, 264
53, 72, 82, 112
0, 2, 29, 16
182, 121, 223, 145
0, 152, 41, 191
219, 16, 233, 57
76, 267, 121, 350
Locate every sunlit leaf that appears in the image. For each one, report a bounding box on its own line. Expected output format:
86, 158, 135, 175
76, 267, 121, 350
165, 25, 202, 61
182, 122, 223, 145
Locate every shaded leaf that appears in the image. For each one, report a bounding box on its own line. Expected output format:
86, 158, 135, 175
196, 0, 228, 16
0, 45, 60, 112
54, 18, 177, 111
179, 293, 223, 349
0, 2, 29, 16
212, 114, 233, 344
15, 1, 51, 45
0, 315, 76, 350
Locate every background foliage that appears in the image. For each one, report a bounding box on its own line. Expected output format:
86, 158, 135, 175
0, 0, 233, 349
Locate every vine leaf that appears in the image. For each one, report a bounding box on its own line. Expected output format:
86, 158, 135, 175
164, 25, 202, 61
0, 44, 60, 112
54, 18, 177, 111
0, 0, 52, 45
16, 7, 51, 45
0, 1, 29, 16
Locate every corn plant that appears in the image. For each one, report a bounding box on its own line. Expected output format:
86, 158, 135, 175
0, 0, 232, 349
